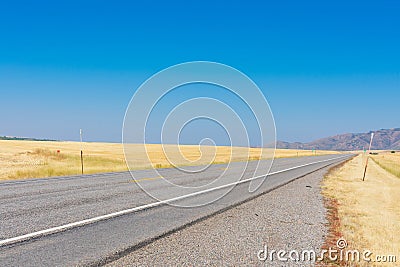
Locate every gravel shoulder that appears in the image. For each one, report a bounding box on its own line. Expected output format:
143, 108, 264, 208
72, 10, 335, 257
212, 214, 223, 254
107, 167, 331, 266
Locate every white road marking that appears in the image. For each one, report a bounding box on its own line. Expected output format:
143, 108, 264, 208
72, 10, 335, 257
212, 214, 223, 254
0, 155, 349, 247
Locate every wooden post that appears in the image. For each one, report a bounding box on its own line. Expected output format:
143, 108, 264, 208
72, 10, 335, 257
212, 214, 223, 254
80, 129, 84, 175
362, 133, 374, 181
80, 150, 84, 174
362, 161, 368, 181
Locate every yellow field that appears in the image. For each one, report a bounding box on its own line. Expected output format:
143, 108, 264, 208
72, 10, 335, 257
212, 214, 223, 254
371, 151, 400, 178
0, 140, 339, 180
323, 154, 400, 266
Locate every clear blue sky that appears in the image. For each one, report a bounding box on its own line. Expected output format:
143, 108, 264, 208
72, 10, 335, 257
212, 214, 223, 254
0, 0, 399, 143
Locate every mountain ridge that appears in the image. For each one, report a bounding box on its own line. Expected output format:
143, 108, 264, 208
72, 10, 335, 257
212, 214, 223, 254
277, 128, 400, 151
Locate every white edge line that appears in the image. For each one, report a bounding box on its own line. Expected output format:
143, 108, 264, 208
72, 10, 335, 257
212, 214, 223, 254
0, 155, 349, 247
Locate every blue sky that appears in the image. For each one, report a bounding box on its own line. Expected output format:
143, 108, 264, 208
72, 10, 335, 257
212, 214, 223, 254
0, 0, 399, 143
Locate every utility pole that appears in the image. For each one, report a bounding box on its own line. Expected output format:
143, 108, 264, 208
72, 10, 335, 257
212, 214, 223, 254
362, 132, 374, 181
80, 129, 84, 175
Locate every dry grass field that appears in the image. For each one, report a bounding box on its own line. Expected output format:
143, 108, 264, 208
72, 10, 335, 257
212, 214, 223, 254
323, 154, 399, 266
371, 151, 400, 178
0, 140, 339, 180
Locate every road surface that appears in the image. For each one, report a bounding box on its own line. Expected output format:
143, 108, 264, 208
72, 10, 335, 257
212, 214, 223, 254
0, 154, 352, 266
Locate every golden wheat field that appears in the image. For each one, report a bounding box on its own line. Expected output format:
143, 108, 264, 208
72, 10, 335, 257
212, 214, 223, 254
0, 140, 340, 180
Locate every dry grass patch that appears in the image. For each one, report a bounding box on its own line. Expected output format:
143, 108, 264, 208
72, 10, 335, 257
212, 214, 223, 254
323, 154, 400, 266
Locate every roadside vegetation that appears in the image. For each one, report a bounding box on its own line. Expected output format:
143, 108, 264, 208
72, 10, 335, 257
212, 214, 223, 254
0, 140, 339, 180
322, 154, 400, 266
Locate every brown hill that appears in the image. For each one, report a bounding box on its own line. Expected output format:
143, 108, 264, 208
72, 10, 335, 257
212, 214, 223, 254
277, 128, 400, 151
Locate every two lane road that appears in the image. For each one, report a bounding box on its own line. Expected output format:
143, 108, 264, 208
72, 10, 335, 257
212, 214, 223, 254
0, 154, 352, 266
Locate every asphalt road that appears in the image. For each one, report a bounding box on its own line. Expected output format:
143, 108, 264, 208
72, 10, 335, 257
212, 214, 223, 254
0, 154, 352, 266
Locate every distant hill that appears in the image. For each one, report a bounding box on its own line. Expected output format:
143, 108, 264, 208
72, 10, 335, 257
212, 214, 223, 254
0, 136, 56, 141
277, 128, 400, 151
